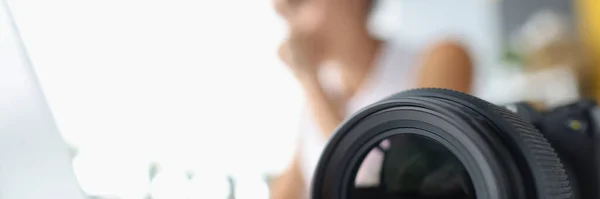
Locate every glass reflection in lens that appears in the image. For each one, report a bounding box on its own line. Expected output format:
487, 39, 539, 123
351, 134, 475, 199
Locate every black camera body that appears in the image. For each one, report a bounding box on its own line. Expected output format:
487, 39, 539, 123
510, 99, 600, 199
312, 89, 600, 199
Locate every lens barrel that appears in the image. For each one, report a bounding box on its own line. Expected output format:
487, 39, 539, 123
311, 88, 573, 199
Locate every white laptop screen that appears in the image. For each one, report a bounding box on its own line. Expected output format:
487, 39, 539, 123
0, 1, 85, 198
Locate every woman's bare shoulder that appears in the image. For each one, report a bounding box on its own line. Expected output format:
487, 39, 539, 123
423, 39, 471, 59
415, 39, 474, 93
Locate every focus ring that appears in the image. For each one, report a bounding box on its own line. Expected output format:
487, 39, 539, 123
491, 106, 572, 199
394, 88, 573, 199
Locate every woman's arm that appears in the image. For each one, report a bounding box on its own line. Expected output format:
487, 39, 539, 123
268, 86, 343, 199
270, 32, 345, 199
279, 35, 344, 138
269, 153, 305, 199
415, 40, 474, 93
298, 75, 346, 138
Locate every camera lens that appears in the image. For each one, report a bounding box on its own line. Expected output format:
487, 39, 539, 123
311, 89, 573, 199
352, 134, 475, 199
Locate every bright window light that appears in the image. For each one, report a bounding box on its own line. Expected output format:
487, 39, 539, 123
10, 0, 301, 198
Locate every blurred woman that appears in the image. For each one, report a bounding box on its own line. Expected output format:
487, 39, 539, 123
270, 0, 473, 198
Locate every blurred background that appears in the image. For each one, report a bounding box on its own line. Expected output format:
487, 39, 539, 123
3, 0, 600, 198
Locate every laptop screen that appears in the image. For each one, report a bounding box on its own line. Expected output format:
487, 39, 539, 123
0, 1, 85, 198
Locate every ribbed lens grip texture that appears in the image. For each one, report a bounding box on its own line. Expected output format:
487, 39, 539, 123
491, 105, 572, 199
394, 88, 573, 199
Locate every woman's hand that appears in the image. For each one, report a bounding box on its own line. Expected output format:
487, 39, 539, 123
278, 31, 325, 82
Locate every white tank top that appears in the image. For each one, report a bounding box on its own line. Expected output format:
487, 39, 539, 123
297, 43, 420, 197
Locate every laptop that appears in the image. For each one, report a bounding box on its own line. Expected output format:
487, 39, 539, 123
0, 1, 86, 198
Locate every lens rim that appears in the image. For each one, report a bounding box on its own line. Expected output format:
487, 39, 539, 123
311, 101, 508, 199
311, 89, 572, 199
